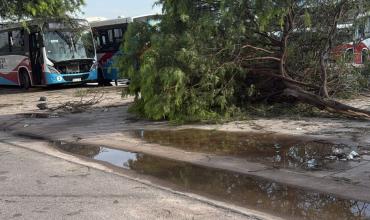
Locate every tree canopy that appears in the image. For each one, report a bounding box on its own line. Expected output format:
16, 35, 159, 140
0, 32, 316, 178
0, 0, 84, 20
118, 0, 370, 122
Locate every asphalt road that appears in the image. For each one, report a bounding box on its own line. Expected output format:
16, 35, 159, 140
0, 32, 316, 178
0, 132, 267, 220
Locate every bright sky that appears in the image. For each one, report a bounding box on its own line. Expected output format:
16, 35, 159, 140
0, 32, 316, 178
82, 0, 162, 19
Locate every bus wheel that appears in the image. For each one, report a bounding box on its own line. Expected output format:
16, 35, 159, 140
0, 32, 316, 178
19, 71, 31, 90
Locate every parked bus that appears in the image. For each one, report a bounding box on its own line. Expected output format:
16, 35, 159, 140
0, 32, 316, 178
90, 14, 160, 86
90, 17, 132, 85
333, 15, 370, 65
0, 19, 98, 89
132, 14, 161, 24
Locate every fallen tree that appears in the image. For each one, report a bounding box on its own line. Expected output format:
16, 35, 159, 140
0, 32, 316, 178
117, 0, 370, 121
284, 86, 370, 119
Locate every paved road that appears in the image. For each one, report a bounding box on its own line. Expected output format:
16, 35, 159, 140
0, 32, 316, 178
0, 133, 267, 220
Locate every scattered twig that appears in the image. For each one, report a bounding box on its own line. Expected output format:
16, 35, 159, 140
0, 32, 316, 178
49, 90, 105, 113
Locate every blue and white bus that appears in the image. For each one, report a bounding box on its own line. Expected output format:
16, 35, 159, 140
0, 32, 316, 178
90, 15, 160, 86
90, 17, 132, 85
0, 19, 98, 89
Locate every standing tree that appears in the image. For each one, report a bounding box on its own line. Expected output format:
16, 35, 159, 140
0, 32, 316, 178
0, 0, 84, 20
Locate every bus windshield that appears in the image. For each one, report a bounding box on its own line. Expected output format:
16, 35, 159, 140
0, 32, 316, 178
44, 27, 95, 63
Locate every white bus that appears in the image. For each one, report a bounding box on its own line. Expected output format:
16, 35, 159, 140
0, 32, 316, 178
90, 14, 160, 85
90, 17, 132, 85
0, 19, 98, 89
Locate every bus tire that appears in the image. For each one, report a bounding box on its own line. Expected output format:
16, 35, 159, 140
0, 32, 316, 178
19, 70, 31, 90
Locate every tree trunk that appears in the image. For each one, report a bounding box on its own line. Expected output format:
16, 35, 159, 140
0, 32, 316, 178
318, 0, 347, 98
284, 86, 370, 119
319, 53, 330, 98
280, 8, 294, 77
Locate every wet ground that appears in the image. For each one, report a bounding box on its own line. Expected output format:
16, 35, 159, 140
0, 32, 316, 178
132, 129, 361, 172
3, 86, 370, 219
52, 141, 370, 220
1, 134, 254, 220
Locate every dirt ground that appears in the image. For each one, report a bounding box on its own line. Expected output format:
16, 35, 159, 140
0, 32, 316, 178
0, 85, 133, 116
1, 85, 370, 146
1, 84, 370, 215
0, 85, 370, 220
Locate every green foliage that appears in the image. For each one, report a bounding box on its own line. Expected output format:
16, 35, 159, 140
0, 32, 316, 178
246, 103, 322, 118
0, 0, 84, 20
361, 62, 370, 81
118, 1, 246, 122
117, 0, 370, 122
327, 60, 369, 99
115, 21, 155, 97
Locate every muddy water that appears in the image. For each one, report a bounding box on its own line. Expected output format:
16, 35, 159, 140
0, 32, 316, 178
133, 129, 357, 171
53, 142, 370, 220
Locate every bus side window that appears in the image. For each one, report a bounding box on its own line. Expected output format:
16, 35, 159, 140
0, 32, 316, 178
10, 30, 24, 54
101, 35, 107, 45
114, 28, 123, 43
98, 29, 108, 46
0, 32, 10, 54
108, 29, 114, 43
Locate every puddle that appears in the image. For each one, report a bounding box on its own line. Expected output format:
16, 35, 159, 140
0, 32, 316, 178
132, 129, 358, 171
56, 142, 135, 169
19, 113, 59, 119
52, 141, 370, 220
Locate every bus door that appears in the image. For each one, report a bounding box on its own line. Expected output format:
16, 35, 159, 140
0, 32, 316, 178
28, 32, 43, 85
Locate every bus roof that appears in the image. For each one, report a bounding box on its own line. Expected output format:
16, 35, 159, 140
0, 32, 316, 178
132, 14, 161, 22
89, 17, 132, 28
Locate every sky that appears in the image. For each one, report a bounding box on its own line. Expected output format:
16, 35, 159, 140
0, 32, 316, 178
82, 0, 162, 19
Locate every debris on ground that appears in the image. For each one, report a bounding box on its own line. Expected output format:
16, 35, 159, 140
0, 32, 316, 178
307, 159, 318, 169
39, 97, 47, 102
49, 91, 105, 113
325, 147, 361, 161
347, 151, 360, 160
332, 148, 347, 159
37, 103, 48, 110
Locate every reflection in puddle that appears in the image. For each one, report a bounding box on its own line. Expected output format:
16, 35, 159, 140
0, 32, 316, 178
133, 129, 357, 171
94, 148, 137, 169
53, 141, 370, 220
